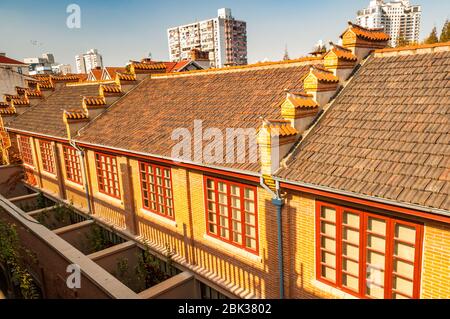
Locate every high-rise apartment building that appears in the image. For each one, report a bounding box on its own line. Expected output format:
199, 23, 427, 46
356, 0, 421, 47
75, 49, 103, 74
167, 8, 247, 68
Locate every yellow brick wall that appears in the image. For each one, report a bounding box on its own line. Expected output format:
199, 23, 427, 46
14, 138, 450, 300
85, 150, 126, 228
284, 191, 337, 299
421, 222, 450, 299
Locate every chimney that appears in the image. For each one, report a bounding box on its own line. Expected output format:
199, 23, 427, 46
341, 21, 390, 63
129, 61, 167, 80
280, 91, 319, 134
323, 42, 358, 84
303, 66, 340, 109
63, 110, 89, 140
257, 119, 298, 177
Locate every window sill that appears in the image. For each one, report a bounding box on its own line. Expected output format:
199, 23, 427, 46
40, 169, 57, 179
311, 280, 359, 299
95, 191, 123, 207
140, 208, 177, 228
203, 234, 261, 263
65, 179, 84, 191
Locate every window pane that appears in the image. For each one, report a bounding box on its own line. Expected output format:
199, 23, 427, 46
367, 235, 386, 252
321, 207, 336, 222
368, 218, 386, 235
395, 224, 416, 243
322, 251, 336, 267
343, 274, 359, 292
321, 237, 336, 252
343, 243, 359, 260
343, 212, 360, 228
322, 266, 336, 283
394, 259, 414, 279
231, 185, 240, 196
343, 228, 359, 244
343, 259, 359, 275
394, 242, 415, 261
393, 277, 413, 297
321, 223, 336, 237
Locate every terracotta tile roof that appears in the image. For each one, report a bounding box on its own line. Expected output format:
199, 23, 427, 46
4, 94, 20, 102
309, 66, 340, 83
116, 72, 137, 81
265, 120, 299, 137
0, 102, 10, 107
75, 61, 321, 172
374, 41, 450, 54
343, 21, 390, 42
83, 96, 106, 106
0, 107, 16, 115
131, 62, 167, 71
11, 98, 29, 106
100, 84, 122, 95
276, 50, 450, 211
26, 90, 43, 98
105, 67, 126, 79
7, 84, 101, 138
0, 55, 27, 65
328, 43, 358, 61
284, 94, 319, 109
64, 109, 89, 120
89, 68, 103, 81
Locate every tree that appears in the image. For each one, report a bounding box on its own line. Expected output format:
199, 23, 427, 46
440, 20, 450, 42
424, 27, 439, 44
396, 36, 410, 47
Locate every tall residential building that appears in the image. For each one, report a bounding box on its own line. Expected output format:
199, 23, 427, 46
167, 8, 247, 68
75, 49, 103, 74
356, 0, 422, 47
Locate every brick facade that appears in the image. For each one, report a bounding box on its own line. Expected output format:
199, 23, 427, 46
10, 134, 450, 299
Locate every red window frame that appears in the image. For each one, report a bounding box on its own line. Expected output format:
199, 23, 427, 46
39, 140, 55, 174
63, 145, 83, 185
94, 152, 121, 199
139, 161, 175, 220
315, 201, 423, 299
203, 176, 258, 254
18, 136, 34, 166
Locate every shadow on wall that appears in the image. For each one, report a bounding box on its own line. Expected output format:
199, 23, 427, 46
0, 165, 26, 199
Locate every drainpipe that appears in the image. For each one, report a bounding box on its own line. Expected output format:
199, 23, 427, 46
69, 140, 92, 215
260, 176, 285, 299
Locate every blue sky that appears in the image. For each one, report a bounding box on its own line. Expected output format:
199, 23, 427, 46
0, 0, 448, 69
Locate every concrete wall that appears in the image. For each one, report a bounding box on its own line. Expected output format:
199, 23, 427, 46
0, 68, 27, 96
0, 196, 138, 299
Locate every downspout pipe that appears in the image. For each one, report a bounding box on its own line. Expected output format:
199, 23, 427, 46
260, 176, 285, 299
69, 140, 92, 215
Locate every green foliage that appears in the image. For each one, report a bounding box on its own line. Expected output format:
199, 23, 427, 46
424, 27, 439, 44
85, 225, 115, 252
395, 36, 411, 47
440, 20, 450, 42
134, 245, 172, 291
0, 220, 40, 299
113, 258, 131, 287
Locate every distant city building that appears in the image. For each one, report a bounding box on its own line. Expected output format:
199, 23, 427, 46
356, 0, 422, 46
75, 49, 103, 74
24, 53, 56, 75
167, 8, 247, 68
52, 64, 72, 75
